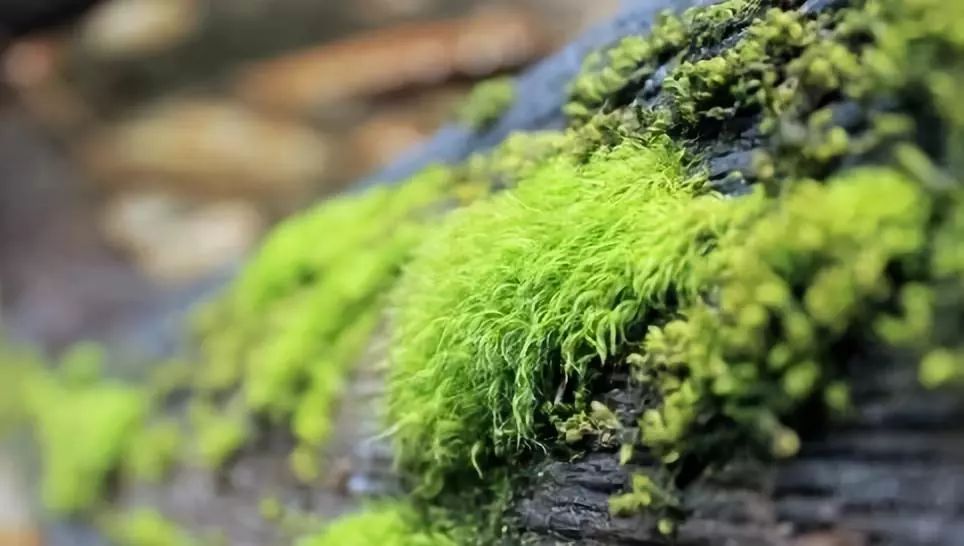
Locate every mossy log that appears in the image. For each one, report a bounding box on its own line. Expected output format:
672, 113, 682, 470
28, 0, 964, 544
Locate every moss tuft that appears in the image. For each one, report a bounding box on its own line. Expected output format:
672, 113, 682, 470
456, 76, 515, 130
608, 472, 678, 518
25, 355, 146, 514
295, 505, 455, 546
124, 419, 181, 482
635, 167, 957, 467
104, 509, 200, 546
389, 140, 755, 487
565, 12, 686, 124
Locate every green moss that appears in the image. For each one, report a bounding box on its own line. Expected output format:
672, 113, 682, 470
259, 496, 284, 522
608, 472, 677, 517
0, 337, 41, 434
295, 505, 455, 546
171, 125, 577, 482
456, 76, 515, 130
681, 0, 761, 49
26, 362, 147, 513
389, 140, 759, 488
104, 509, 199, 546
555, 400, 621, 446
188, 400, 249, 468
565, 12, 686, 123
124, 419, 181, 482
920, 348, 964, 389
663, 8, 813, 125
635, 167, 947, 466
58, 342, 106, 386
384, 0, 964, 525
193, 166, 451, 400
182, 166, 454, 478
14, 0, 964, 538
565, 0, 766, 126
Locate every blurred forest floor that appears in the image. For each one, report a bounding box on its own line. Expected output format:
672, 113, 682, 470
0, 0, 618, 349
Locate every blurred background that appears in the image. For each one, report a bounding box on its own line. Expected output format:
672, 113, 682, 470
0, 1, 620, 543
0, 0, 620, 350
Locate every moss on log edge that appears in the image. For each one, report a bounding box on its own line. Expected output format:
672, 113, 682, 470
4, 0, 964, 544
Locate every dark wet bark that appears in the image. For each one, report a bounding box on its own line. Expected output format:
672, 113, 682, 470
512, 354, 964, 546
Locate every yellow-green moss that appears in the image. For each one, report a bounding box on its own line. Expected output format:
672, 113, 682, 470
608, 472, 678, 518
565, 12, 686, 123
555, 400, 621, 446
13, 0, 964, 539
389, 140, 761, 489
637, 168, 934, 463
188, 400, 249, 469
124, 419, 181, 482
25, 360, 147, 513
385, 0, 964, 526
0, 337, 41, 435
182, 166, 453, 476
456, 76, 515, 130
295, 505, 455, 546
175, 123, 580, 481
104, 509, 200, 546
565, 0, 764, 125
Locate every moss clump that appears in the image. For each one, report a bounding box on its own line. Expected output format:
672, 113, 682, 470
554, 400, 621, 446
25, 360, 147, 513
608, 472, 678, 519
663, 8, 813, 125
295, 505, 455, 546
565, 13, 686, 123
0, 337, 42, 435
389, 139, 761, 487
188, 400, 249, 468
386, 0, 964, 530
565, 0, 765, 125
456, 76, 515, 130
104, 509, 200, 546
184, 166, 452, 476
637, 168, 936, 463
175, 125, 575, 480
124, 419, 181, 482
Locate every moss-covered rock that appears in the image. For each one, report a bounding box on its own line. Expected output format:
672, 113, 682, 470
8, 0, 964, 543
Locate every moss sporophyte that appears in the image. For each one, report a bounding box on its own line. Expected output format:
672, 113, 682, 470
8, 0, 964, 543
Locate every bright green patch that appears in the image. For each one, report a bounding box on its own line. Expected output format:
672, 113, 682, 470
104, 509, 200, 546
608, 472, 678, 519
188, 400, 249, 469
0, 337, 42, 434
124, 419, 181, 482
635, 167, 959, 469
185, 166, 452, 475
565, 13, 686, 124
457, 76, 515, 130
565, 0, 763, 125
25, 363, 146, 513
389, 140, 758, 488
554, 400, 621, 446
181, 127, 573, 479
295, 505, 455, 546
